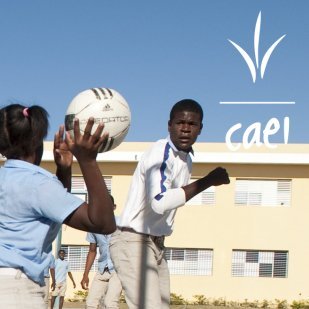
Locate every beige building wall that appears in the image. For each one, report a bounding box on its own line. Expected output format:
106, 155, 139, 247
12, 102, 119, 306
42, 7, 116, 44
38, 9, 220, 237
167, 164, 309, 302
3, 142, 309, 303
58, 142, 309, 303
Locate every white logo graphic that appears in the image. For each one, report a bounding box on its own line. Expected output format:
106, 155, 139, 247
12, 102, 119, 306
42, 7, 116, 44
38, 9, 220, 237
222, 11, 293, 151
228, 11, 286, 83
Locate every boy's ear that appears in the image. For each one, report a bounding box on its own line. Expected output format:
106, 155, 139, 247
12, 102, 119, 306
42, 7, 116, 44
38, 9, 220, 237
168, 120, 171, 132
199, 123, 203, 135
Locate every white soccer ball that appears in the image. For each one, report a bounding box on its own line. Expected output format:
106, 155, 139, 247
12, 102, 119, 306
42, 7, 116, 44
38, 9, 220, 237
65, 87, 131, 152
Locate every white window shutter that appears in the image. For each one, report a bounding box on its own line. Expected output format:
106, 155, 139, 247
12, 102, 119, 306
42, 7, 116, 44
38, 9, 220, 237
235, 179, 291, 207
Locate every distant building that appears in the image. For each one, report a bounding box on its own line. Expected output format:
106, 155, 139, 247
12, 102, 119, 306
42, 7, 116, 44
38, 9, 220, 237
3, 142, 309, 303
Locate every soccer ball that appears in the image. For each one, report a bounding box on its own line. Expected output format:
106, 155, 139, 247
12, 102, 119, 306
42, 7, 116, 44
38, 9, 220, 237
65, 87, 131, 152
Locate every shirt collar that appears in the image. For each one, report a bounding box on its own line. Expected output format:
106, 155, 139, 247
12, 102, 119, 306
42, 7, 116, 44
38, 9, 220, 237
4, 159, 55, 178
167, 135, 194, 156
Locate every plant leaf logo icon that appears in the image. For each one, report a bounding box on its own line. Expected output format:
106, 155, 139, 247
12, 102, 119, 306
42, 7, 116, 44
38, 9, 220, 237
228, 11, 286, 83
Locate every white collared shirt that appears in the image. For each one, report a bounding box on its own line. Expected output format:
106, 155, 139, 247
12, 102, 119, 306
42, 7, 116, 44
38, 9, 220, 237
118, 136, 192, 236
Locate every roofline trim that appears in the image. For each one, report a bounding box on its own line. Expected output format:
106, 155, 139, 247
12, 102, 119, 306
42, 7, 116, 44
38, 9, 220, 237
40, 151, 309, 165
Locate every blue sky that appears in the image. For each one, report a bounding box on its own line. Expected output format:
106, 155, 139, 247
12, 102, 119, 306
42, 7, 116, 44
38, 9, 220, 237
0, 0, 307, 146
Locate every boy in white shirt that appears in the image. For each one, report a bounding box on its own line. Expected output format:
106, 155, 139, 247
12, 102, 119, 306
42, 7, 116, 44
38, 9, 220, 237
110, 99, 230, 309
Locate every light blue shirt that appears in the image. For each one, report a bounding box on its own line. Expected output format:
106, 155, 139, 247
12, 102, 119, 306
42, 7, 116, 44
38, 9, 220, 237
86, 232, 115, 273
54, 258, 70, 283
0, 160, 83, 285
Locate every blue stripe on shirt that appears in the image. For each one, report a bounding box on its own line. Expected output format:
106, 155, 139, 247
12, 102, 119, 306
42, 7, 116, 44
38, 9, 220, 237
155, 143, 171, 201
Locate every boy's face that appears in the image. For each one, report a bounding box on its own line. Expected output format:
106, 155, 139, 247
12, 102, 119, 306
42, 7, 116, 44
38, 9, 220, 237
168, 111, 203, 152
59, 251, 65, 260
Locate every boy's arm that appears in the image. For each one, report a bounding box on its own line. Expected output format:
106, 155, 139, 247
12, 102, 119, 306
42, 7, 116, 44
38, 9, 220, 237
50, 267, 56, 291
150, 163, 229, 214
81, 243, 97, 290
68, 271, 76, 289
183, 167, 230, 201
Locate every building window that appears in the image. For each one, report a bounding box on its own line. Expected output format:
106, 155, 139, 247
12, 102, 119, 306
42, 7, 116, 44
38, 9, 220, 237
71, 176, 112, 202
232, 250, 288, 278
186, 180, 215, 206
235, 179, 291, 207
60, 245, 99, 272
165, 248, 213, 276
